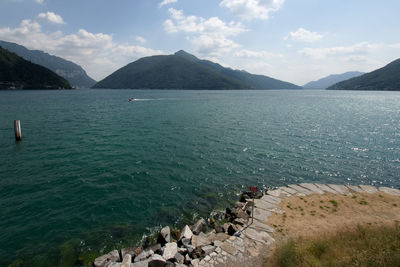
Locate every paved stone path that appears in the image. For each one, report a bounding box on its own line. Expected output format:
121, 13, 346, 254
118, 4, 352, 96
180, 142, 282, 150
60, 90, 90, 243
198, 184, 400, 267
94, 184, 400, 267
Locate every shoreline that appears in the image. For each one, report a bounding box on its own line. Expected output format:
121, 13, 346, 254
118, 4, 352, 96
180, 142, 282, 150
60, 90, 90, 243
93, 184, 400, 267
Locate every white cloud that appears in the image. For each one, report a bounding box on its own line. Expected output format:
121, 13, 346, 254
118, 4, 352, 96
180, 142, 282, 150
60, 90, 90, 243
164, 8, 247, 36
34, 0, 44, 4
389, 43, 400, 49
37, 12, 66, 24
163, 8, 247, 56
234, 49, 283, 59
299, 42, 378, 60
0, 19, 162, 80
159, 0, 177, 8
285, 28, 323, 42
219, 0, 285, 20
135, 36, 147, 44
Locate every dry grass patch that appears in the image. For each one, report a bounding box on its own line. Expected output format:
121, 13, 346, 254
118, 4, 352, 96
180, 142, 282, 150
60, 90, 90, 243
265, 222, 400, 267
267, 192, 400, 239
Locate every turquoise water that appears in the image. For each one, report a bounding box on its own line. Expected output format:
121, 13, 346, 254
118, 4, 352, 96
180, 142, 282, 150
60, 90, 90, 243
1, 89, 399, 266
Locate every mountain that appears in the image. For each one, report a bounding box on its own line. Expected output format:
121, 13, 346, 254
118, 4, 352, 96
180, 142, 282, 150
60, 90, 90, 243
0, 40, 96, 88
328, 59, 400, 91
0, 47, 72, 89
303, 71, 364, 89
93, 50, 301, 90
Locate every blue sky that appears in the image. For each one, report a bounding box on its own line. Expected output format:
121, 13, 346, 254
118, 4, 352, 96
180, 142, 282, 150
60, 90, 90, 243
1, 0, 399, 85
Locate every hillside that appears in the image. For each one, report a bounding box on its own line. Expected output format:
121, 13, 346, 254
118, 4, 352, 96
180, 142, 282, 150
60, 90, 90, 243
0, 40, 96, 88
0, 47, 72, 89
328, 59, 400, 90
93, 50, 301, 90
303, 71, 364, 89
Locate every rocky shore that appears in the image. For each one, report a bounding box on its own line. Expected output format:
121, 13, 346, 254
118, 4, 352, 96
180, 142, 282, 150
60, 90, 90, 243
93, 184, 400, 267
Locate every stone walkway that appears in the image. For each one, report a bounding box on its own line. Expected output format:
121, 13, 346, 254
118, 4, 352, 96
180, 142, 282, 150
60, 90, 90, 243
94, 184, 400, 267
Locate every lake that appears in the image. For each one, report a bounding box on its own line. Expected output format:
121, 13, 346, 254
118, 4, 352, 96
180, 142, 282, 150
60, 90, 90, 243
0, 89, 399, 266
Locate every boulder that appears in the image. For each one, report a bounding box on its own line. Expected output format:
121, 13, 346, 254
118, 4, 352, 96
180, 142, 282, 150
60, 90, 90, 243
239, 192, 252, 202
121, 254, 131, 267
148, 244, 162, 255
191, 219, 206, 235
190, 247, 204, 259
162, 242, 178, 261
191, 259, 200, 266
134, 250, 154, 262
94, 250, 120, 267
184, 254, 192, 264
234, 209, 249, 220
235, 202, 245, 209
223, 223, 238, 236
181, 238, 193, 249
233, 218, 246, 226
157, 226, 171, 246
121, 246, 142, 259
148, 254, 166, 267
214, 233, 229, 242
131, 260, 149, 267
201, 245, 215, 255
177, 247, 187, 254
214, 225, 224, 233
220, 242, 238, 256
174, 253, 184, 264
213, 240, 223, 247
180, 225, 193, 240
191, 232, 211, 247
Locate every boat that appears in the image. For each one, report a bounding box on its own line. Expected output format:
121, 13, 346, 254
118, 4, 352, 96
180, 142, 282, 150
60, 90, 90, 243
128, 98, 136, 101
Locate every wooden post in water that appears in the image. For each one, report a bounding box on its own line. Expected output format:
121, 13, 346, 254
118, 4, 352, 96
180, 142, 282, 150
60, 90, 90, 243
14, 120, 22, 141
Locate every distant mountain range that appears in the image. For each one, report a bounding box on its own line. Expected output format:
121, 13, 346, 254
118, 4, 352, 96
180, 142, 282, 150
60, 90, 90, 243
0, 47, 72, 89
303, 71, 364, 89
328, 58, 400, 90
0, 40, 96, 88
93, 50, 301, 90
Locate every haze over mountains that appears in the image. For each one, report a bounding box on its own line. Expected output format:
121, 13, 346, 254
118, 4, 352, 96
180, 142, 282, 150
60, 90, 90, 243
0, 40, 96, 88
0, 47, 71, 89
328, 58, 400, 90
1, 39, 399, 91
303, 71, 364, 89
93, 50, 301, 90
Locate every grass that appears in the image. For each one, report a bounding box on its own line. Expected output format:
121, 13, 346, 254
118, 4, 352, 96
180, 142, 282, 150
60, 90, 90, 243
265, 223, 400, 267
328, 200, 338, 208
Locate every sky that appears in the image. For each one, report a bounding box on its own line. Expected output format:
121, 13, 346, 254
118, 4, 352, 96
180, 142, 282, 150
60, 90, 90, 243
0, 0, 399, 85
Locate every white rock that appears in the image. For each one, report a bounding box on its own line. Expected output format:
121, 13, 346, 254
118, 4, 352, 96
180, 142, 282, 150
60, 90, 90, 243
191, 259, 200, 267
201, 245, 215, 255
131, 260, 149, 267
180, 225, 193, 240
134, 250, 153, 262
94, 250, 120, 267
121, 254, 131, 267
162, 242, 178, 260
